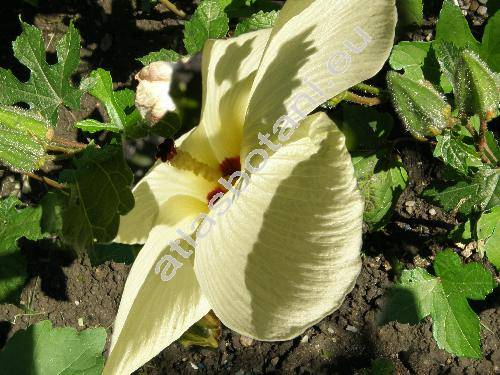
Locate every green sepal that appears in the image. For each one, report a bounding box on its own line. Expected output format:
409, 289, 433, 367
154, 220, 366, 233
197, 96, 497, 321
454, 50, 499, 121
387, 71, 455, 140
178, 312, 221, 349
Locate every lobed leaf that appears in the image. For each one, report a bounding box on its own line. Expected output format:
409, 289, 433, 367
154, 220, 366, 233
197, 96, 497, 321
137, 49, 181, 66
433, 130, 483, 175
183, 0, 229, 55
0, 320, 106, 375
381, 250, 496, 358
0, 21, 83, 125
76, 69, 143, 135
476, 207, 500, 269
0, 197, 44, 303
234, 10, 279, 36
58, 145, 134, 252
423, 169, 499, 216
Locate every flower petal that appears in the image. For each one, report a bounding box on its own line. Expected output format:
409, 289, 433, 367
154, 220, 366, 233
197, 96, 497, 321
181, 29, 272, 166
195, 112, 363, 340
242, 0, 396, 156
104, 201, 211, 375
115, 159, 216, 244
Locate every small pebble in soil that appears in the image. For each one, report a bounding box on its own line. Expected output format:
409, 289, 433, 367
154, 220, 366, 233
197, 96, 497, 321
413, 255, 430, 268
78, 317, 84, 327
428, 208, 437, 216
477, 6, 487, 16
327, 327, 335, 334
74, 300, 80, 306
405, 200, 416, 215
239, 335, 254, 347
346, 325, 358, 333
190, 362, 198, 370
300, 335, 309, 344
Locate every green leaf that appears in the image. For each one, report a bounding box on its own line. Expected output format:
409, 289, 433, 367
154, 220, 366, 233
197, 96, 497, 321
353, 153, 408, 231
0, 21, 83, 125
234, 10, 278, 36
222, 0, 281, 18
387, 71, 454, 140
340, 104, 394, 152
389, 41, 431, 81
75, 69, 142, 135
0, 197, 44, 303
59, 145, 134, 252
453, 50, 499, 121
363, 358, 396, 375
0, 106, 51, 172
423, 169, 499, 216
432, 40, 461, 87
137, 49, 181, 66
0, 320, 106, 375
433, 130, 483, 175
381, 249, 496, 358
183, 0, 229, 55
477, 206, 500, 269
88, 243, 140, 266
435, 1, 480, 52
396, 0, 423, 28
481, 12, 500, 72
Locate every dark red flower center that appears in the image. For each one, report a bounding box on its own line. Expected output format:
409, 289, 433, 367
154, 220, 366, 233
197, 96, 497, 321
219, 157, 241, 177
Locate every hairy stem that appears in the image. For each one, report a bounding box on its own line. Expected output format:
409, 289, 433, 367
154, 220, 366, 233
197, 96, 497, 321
26, 172, 68, 192
352, 83, 383, 97
158, 0, 186, 18
343, 91, 383, 106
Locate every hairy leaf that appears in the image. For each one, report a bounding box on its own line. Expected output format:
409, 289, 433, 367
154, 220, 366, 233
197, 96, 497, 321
389, 41, 431, 81
477, 207, 500, 269
433, 130, 483, 175
184, 0, 229, 55
423, 169, 499, 216
381, 249, 496, 358
234, 10, 278, 36
76, 69, 142, 135
340, 104, 394, 152
0, 197, 44, 303
137, 49, 181, 66
435, 1, 480, 52
0, 22, 83, 125
0, 106, 51, 172
59, 145, 134, 252
481, 11, 500, 72
353, 153, 408, 231
0, 320, 106, 375
396, 0, 423, 28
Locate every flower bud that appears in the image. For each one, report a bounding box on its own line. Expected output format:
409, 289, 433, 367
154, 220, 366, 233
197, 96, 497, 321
454, 50, 499, 122
387, 71, 455, 140
135, 61, 177, 125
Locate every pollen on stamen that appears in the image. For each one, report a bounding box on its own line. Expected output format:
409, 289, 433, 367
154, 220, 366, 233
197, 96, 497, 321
219, 157, 241, 176
155, 139, 176, 162
207, 187, 226, 206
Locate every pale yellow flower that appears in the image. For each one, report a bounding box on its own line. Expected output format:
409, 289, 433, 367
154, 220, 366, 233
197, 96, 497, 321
104, 1, 396, 373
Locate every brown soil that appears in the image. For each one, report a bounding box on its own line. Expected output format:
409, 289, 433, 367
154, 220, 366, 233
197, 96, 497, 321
0, 1, 499, 375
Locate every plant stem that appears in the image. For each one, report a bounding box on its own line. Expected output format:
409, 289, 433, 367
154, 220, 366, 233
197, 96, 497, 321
352, 83, 382, 96
51, 137, 87, 150
343, 91, 383, 106
478, 119, 488, 154
158, 0, 186, 18
26, 172, 68, 192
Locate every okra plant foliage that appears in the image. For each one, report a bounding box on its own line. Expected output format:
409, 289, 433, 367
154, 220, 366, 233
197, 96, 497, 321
0, 0, 498, 371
